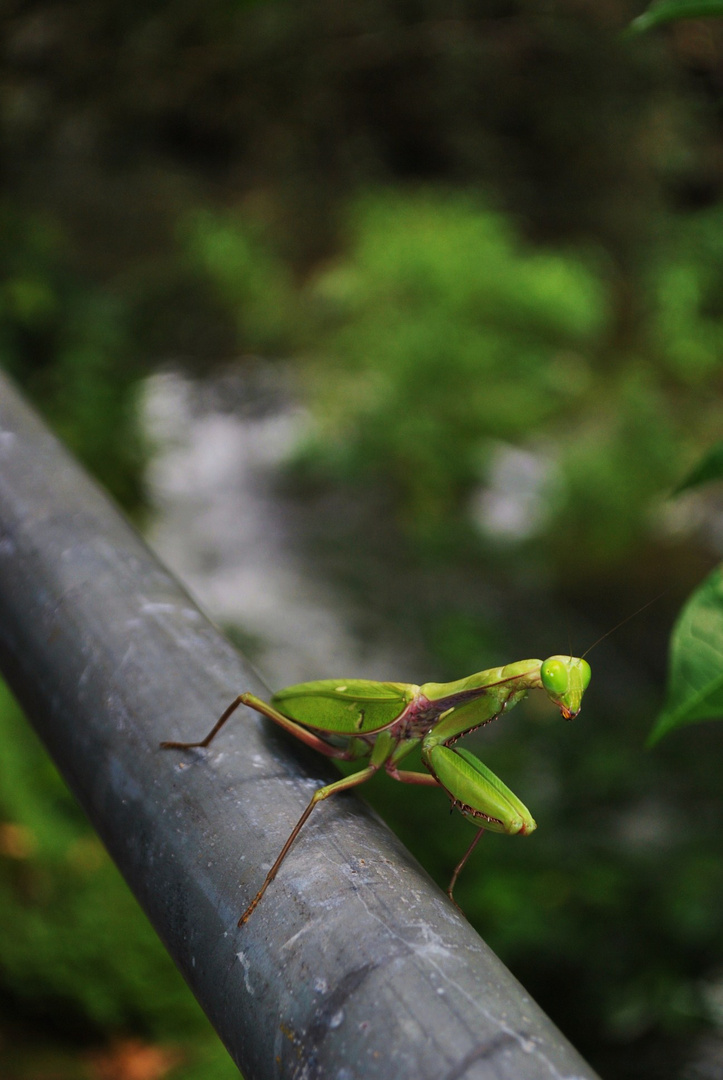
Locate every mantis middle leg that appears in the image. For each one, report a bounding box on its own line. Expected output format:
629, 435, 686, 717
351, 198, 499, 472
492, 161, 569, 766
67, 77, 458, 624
239, 763, 381, 925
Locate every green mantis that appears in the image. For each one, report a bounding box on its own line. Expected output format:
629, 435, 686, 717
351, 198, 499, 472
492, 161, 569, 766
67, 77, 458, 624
162, 654, 591, 925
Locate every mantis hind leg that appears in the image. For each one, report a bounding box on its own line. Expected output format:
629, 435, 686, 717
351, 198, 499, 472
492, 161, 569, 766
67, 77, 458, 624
385, 762, 485, 912
446, 828, 485, 910
161, 692, 353, 760
239, 763, 378, 925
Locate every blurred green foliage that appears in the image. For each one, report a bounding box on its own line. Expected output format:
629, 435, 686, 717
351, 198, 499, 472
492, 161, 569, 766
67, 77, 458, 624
631, 0, 723, 33
673, 440, 723, 493
302, 191, 723, 571
190, 190, 723, 577
300, 192, 607, 542
0, 204, 147, 514
180, 210, 296, 355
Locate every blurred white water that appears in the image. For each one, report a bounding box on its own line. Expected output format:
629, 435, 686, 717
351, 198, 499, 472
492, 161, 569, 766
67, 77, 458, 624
140, 366, 414, 690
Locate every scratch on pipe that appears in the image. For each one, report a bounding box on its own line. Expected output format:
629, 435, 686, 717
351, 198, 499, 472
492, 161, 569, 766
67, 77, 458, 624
444, 1032, 518, 1080
236, 951, 255, 995
282, 923, 314, 951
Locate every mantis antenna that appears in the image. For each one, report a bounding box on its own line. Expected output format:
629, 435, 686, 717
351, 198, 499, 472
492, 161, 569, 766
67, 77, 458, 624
581, 590, 669, 660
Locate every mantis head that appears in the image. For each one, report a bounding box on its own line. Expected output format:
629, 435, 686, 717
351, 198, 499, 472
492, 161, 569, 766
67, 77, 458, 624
540, 656, 591, 719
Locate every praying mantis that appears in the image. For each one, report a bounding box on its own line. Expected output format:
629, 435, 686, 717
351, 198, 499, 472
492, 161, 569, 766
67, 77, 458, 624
161, 653, 591, 925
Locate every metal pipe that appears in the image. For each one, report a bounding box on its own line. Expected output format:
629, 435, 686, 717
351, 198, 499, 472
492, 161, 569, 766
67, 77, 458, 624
0, 371, 601, 1080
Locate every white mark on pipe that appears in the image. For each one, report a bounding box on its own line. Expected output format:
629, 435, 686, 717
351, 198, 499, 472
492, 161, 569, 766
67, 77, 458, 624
282, 923, 313, 951
329, 1009, 344, 1029
236, 951, 255, 995
140, 601, 179, 614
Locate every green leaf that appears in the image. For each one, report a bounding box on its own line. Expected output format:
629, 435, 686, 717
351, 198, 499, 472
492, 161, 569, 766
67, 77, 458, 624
673, 442, 723, 495
630, 0, 723, 34
649, 565, 723, 743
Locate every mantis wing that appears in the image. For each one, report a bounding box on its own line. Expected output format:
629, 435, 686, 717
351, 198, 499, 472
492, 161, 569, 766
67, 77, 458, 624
272, 679, 414, 735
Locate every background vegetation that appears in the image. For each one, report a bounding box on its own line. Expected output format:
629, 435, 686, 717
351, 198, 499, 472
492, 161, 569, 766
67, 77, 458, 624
2, 1, 723, 1077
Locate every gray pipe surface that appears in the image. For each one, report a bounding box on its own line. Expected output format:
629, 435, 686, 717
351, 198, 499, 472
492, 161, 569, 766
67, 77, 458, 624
0, 371, 601, 1080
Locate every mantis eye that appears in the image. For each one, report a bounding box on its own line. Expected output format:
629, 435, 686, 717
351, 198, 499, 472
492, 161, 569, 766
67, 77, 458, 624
540, 658, 569, 694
